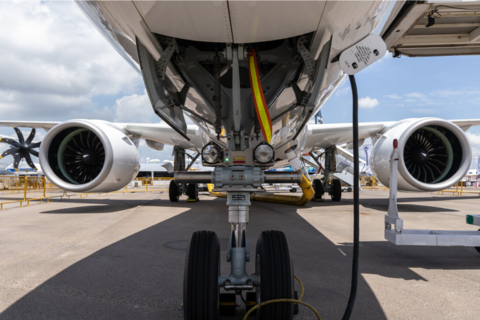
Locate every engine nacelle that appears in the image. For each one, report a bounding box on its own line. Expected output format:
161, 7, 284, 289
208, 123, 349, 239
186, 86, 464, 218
39, 120, 140, 193
371, 118, 471, 192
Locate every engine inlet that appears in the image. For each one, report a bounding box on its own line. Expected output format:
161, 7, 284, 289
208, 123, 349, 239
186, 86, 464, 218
404, 125, 462, 184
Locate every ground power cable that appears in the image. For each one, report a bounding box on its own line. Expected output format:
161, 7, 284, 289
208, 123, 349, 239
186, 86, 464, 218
342, 74, 360, 320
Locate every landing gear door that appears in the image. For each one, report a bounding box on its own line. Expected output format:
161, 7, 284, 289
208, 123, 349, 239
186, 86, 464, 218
137, 40, 190, 141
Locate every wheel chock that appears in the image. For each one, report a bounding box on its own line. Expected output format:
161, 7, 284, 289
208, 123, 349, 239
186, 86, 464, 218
219, 293, 236, 316
245, 292, 257, 315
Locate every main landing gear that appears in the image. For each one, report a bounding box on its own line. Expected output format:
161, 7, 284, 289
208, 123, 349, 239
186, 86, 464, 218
312, 178, 341, 202
168, 146, 200, 202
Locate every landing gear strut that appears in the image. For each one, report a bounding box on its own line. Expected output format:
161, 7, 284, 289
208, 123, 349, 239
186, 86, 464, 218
169, 147, 200, 202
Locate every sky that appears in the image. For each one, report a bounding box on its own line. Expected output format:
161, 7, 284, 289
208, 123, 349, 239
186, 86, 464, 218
0, 0, 480, 169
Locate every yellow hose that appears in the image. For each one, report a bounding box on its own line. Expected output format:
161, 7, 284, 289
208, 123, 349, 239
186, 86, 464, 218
207, 174, 314, 206
207, 184, 227, 197
294, 275, 304, 301
243, 299, 321, 320
250, 174, 314, 206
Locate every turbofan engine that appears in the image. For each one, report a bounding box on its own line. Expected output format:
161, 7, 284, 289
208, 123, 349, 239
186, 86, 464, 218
370, 118, 471, 192
39, 120, 140, 193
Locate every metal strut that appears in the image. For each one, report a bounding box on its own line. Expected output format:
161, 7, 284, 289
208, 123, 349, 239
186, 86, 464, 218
214, 51, 222, 139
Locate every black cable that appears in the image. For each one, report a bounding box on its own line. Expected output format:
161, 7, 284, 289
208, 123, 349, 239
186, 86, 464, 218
342, 74, 359, 320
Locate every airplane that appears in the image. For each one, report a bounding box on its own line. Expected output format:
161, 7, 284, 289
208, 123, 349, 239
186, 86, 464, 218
2, 1, 480, 319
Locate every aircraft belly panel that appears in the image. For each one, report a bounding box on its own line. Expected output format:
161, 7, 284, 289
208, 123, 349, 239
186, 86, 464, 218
228, 1, 325, 43
133, 1, 233, 43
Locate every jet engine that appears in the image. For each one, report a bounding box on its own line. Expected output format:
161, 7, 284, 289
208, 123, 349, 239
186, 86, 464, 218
370, 118, 471, 192
39, 120, 140, 193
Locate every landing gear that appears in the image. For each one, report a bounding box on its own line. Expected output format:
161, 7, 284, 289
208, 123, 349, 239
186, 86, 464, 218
313, 179, 324, 201
476, 229, 480, 254
256, 230, 294, 320
330, 179, 342, 201
169, 180, 180, 202
184, 231, 220, 320
186, 183, 199, 201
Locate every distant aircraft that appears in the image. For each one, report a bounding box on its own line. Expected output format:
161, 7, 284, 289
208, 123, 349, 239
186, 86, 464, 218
1, 2, 480, 319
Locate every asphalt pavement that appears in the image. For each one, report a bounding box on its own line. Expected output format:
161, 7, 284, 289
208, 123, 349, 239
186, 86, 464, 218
0, 190, 479, 320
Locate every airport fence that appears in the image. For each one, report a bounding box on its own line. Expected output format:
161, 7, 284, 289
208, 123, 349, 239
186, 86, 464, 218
0, 176, 173, 210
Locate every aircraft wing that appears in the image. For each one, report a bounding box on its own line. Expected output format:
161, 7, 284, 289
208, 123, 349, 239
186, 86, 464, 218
305, 119, 480, 152
0, 121, 60, 131
305, 122, 388, 151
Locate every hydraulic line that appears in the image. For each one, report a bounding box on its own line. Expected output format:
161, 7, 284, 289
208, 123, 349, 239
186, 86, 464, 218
342, 74, 360, 320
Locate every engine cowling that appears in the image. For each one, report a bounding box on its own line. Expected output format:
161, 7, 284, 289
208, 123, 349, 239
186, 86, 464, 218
39, 120, 140, 193
370, 118, 471, 192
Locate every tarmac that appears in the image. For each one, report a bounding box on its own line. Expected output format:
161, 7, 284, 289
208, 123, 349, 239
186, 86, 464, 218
0, 190, 479, 320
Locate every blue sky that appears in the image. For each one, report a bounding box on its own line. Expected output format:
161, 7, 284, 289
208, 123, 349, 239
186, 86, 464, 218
0, 0, 480, 169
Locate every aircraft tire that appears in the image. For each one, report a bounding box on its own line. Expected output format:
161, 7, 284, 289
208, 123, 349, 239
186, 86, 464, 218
313, 179, 324, 199
187, 183, 199, 201
255, 230, 294, 320
184, 231, 220, 320
476, 229, 480, 254
169, 180, 179, 202
331, 179, 342, 201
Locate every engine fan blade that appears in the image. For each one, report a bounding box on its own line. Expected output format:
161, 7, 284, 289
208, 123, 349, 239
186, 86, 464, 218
26, 128, 36, 145
13, 127, 25, 145
0, 148, 20, 159
29, 142, 41, 148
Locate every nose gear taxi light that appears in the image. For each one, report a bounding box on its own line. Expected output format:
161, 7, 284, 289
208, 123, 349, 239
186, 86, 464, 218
202, 143, 222, 164
254, 142, 274, 164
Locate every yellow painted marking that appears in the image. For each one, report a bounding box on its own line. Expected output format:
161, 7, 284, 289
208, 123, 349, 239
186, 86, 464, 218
233, 156, 245, 160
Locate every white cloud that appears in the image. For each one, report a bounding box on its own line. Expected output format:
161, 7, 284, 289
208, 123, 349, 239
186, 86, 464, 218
92, 90, 152, 123
466, 132, 480, 157
0, 0, 142, 121
405, 92, 426, 99
385, 94, 402, 99
358, 97, 379, 109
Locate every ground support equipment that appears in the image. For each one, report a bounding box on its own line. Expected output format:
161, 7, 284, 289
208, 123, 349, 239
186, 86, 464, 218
385, 139, 480, 249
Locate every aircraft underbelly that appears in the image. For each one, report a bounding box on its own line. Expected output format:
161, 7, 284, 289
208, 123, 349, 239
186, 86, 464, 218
135, 1, 325, 43
134, 1, 233, 43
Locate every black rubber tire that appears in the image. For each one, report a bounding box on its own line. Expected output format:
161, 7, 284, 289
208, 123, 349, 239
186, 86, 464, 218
169, 180, 179, 202
475, 229, 480, 254
187, 183, 199, 200
289, 188, 297, 193
255, 230, 294, 320
313, 179, 324, 199
184, 231, 220, 320
331, 179, 342, 201
348, 187, 353, 192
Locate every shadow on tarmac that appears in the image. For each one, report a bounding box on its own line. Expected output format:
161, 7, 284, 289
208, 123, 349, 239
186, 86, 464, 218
2, 196, 479, 320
